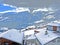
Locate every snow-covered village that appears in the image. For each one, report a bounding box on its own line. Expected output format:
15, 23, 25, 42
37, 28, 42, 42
0, 20, 60, 45
0, 0, 60, 45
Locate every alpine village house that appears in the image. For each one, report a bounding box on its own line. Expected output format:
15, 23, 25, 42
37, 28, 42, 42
26, 21, 60, 45
0, 29, 24, 45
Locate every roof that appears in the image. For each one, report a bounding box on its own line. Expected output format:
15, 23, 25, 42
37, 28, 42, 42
24, 28, 46, 36
47, 22, 60, 26
35, 29, 59, 45
24, 30, 34, 36
24, 28, 60, 45
0, 29, 24, 44
27, 35, 36, 40
26, 25, 36, 29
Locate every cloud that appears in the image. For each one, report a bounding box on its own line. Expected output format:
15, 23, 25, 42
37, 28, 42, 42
32, 8, 54, 13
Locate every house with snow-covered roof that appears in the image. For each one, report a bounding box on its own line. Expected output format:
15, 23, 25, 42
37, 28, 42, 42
0, 29, 24, 45
35, 21, 60, 45
47, 21, 60, 32
26, 21, 60, 45
26, 35, 38, 45
25, 30, 40, 45
35, 30, 59, 45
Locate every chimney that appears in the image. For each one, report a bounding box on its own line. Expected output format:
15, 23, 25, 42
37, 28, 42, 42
45, 30, 48, 35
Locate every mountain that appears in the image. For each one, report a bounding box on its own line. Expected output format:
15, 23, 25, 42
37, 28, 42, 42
0, 4, 60, 30
0, 9, 60, 29
0, 4, 16, 12
0, 10, 46, 29
33, 9, 60, 27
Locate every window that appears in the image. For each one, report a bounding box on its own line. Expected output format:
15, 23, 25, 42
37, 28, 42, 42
52, 39, 56, 43
53, 26, 57, 31
57, 38, 60, 42
4, 43, 9, 45
59, 26, 60, 30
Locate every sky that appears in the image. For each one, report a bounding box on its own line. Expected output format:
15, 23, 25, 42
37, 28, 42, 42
0, 0, 60, 9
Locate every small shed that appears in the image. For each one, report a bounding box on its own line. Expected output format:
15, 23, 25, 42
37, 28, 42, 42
47, 22, 60, 32
0, 29, 24, 45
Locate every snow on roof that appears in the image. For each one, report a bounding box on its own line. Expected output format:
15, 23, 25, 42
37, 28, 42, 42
24, 30, 34, 36
35, 30, 58, 45
27, 35, 36, 40
47, 22, 60, 26
24, 28, 46, 36
53, 20, 60, 23
25, 28, 46, 40
0, 29, 24, 44
26, 25, 36, 29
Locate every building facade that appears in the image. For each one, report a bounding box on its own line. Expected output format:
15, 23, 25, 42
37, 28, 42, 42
47, 22, 60, 32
